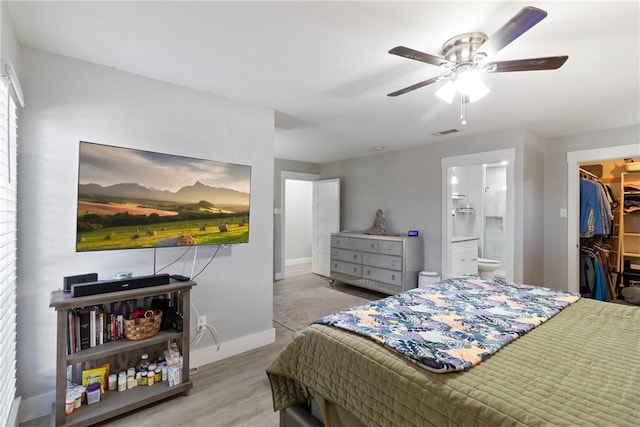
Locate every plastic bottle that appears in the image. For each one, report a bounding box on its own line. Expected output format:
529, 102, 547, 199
108, 374, 117, 391
136, 353, 150, 373
118, 372, 126, 391
138, 371, 147, 386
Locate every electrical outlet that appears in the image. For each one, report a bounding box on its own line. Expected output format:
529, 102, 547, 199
197, 315, 206, 327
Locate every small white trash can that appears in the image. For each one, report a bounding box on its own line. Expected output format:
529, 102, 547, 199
418, 271, 441, 288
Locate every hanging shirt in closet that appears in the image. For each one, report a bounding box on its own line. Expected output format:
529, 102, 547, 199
580, 178, 613, 237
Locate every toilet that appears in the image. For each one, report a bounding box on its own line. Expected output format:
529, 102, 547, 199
477, 258, 501, 278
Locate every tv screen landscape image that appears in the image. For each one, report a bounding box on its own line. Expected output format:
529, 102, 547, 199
76, 141, 251, 251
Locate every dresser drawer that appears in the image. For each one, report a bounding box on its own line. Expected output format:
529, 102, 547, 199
331, 235, 348, 248
331, 260, 362, 277
379, 240, 403, 256
332, 248, 361, 263
362, 266, 402, 286
362, 253, 402, 271
348, 237, 380, 253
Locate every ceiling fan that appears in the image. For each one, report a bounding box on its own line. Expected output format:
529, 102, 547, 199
387, 6, 568, 124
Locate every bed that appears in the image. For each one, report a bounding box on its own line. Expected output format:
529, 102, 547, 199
267, 276, 640, 427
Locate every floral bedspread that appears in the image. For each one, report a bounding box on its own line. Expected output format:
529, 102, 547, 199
314, 276, 580, 373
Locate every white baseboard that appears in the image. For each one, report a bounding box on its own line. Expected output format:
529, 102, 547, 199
19, 327, 276, 423
284, 257, 311, 266
19, 391, 52, 424
190, 327, 276, 368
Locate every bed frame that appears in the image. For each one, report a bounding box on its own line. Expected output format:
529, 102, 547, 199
280, 405, 322, 427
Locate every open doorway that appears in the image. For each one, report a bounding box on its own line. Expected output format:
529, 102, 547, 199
442, 149, 516, 281
567, 144, 639, 292
277, 172, 319, 280
284, 179, 313, 276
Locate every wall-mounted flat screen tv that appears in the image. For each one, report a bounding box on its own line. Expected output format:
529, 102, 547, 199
76, 141, 251, 251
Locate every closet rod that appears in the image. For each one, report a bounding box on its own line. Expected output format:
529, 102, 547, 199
579, 167, 600, 180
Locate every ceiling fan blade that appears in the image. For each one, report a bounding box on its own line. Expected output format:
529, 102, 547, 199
478, 6, 548, 58
483, 56, 568, 72
389, 46, 453, 67
387, 75, 446, 97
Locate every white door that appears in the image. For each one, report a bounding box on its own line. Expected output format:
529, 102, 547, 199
312, 178, 340, 276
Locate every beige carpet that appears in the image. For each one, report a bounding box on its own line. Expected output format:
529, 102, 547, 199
274, 269, 382, 332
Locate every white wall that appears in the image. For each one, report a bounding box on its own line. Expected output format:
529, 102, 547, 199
1, 1, 20, 74
321, 128, 542, 285
284, 180, 312, 264
17, 47, 274, 422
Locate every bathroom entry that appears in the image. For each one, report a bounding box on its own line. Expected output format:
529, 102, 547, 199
442, 149, 515, 281
450, 162, 507, 278
482, 162, 508, 277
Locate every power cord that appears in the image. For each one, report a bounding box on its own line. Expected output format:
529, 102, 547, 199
191, 244, 221, 280
190, 300, 221, 351
153, 246, 193, 275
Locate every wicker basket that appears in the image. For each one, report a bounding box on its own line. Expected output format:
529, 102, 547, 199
124, 311, 162, 340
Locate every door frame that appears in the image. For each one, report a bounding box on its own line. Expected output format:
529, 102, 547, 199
566, 143, 640, 292
441, 148, 516, 281
276, 171, 320, 280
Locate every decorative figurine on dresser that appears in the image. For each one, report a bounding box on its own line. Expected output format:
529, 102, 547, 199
366, 209, 387, 235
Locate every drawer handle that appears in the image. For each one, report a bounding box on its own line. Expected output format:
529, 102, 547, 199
354, 267, 359, 273
366, 270, 371, 276
471, 258, 478, 261
370, 243, 376, 248
391, 260, 396, 266
366, 257, 371, 262
391, 274, 396, 280
354, 254, 358, 259
461, 258, 466, 262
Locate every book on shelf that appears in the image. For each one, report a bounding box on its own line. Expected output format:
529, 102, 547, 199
78, 308, 91, 351
66, 305, 128, 355
67, 310, 74, 355
98, 310, 104, 345
89, 307, 96, 348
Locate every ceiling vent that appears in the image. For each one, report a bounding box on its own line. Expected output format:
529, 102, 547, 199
431, 129, 459, 136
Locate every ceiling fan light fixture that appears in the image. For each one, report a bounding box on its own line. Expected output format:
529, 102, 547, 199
455, 69, 490, 102
435, 70, 490, 104
435, 80, 457, 103
388, 7, 568, 124
466, 82, 490, 103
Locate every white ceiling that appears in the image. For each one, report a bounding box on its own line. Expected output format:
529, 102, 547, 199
7, 1, 640, 164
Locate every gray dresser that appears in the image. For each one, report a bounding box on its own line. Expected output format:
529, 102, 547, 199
329, 232, 423, 295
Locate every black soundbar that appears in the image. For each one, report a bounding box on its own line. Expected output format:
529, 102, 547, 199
70, 273, 171, 297
63, 272, 98, 293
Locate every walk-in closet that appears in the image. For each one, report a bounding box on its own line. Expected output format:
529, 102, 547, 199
579, 157, 640, 303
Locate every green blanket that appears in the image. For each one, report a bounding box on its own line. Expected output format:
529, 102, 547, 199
267, 298, 640, 426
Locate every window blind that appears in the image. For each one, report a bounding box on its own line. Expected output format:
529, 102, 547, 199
0, 78, 18, 427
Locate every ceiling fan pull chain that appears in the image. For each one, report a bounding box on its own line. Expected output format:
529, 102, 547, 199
459, 95, 467, 125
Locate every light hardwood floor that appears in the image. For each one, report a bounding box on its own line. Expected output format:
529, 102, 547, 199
22, 265, 379, 427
